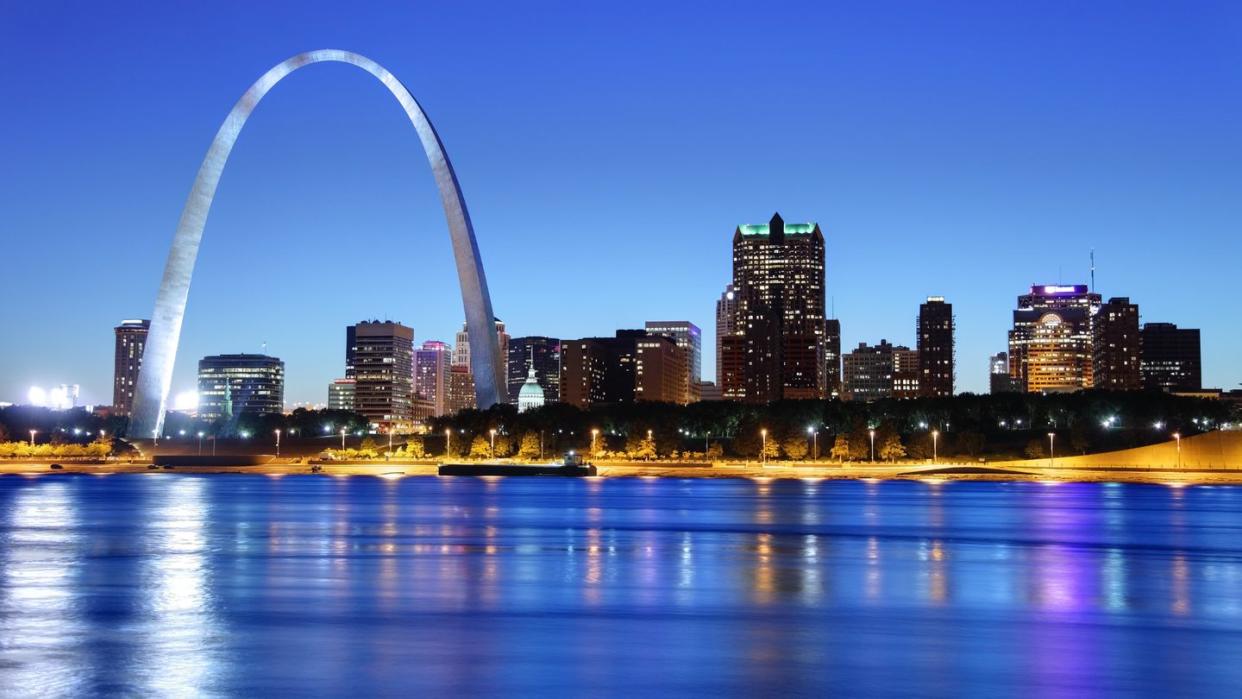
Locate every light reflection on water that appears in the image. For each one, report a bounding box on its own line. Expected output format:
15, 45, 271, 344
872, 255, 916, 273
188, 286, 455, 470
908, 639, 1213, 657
0, 475, 1240, 695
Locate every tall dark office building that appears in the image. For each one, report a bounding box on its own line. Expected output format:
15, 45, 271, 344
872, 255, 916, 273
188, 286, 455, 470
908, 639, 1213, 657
197, 354, 284, 420
722, 213, 826, 402
113, 319, 149, 415
507, 336, 561, 404
560, 333, 638, 408
917, 297, 954, 397
1140, 323, 1201, 392
346, 320, 415, 428
824, 318, 842, 399
1093, 297, 1142, 390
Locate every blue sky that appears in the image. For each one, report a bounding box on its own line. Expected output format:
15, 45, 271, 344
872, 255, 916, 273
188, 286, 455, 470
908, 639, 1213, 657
2, 1, 1239, 405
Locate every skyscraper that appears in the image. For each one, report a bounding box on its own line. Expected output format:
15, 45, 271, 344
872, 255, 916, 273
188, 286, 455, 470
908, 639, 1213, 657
1008, 285, 1101, 393
715, 284, 737, 388
113, 319, 149, 415
327, 378, 355, 411
644, 321, 700, 402
413, 340, 451, 416
560, 332, 641, 408
347, 320, 414, 428
507, 336, 560, 405
892, 347, 921, 399
843, 340, 901, 402
723, 213, 826, 402
917, 297, 954, 397
1140, 323, 1201, 392
197, 353, 284, 420
450, 318, 509, 412
635, 333, 689, 404
823, 318, 842, 399
1093, 297, 1142, 390
989, 352, 1020, 394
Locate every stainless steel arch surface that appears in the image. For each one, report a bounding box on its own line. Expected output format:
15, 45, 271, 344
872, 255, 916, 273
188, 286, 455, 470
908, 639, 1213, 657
130, 50, 505, 437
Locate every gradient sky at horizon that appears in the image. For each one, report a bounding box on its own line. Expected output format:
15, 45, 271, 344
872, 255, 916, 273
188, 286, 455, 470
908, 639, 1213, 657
2, 1, 1239, 406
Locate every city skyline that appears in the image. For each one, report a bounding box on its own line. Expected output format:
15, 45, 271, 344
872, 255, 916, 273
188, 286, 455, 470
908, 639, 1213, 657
4, 3, 1240, 406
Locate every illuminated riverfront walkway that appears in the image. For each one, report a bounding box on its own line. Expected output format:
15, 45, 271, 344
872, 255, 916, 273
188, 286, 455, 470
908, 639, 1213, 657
4, 432, 1241, 485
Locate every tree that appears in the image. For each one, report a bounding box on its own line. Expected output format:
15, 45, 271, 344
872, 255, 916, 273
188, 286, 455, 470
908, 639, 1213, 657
403, 437, 426, 459
493, 434, 513, 458
879, 432, 906, 461
907, 432, 934, 460
763, 433, 781, 459
956, 431, 985, 458
517, 432, 541, 459
1024, 438, 1047, 460
830, 434, 851, 461
781, 434, 808, 460
626, 433, 656, 460
469, 435, 491, 458
1070, 425, 1091, 455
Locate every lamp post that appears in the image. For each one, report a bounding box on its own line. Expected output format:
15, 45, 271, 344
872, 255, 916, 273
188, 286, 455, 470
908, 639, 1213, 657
869, 429, 876, 463
387, 429, 393, 456
489, 428, 497, 459
340, 427, 347, 450
444, 428, 452, 458
1173, 432, 1182, 469
647, 429, 653, 460
760, 428, 768, 466
808, 426, 817, 461
932, 429, 939, 464
1048, 432, 1056, 468
705, 430, 710, 456
591, 428, 599, 454
197, 431, 204, 455
272, 429, 280, 457
29, 429, 36, 447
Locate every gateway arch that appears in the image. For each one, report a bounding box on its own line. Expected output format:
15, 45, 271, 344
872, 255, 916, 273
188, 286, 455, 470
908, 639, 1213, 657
130, 50, 505, 438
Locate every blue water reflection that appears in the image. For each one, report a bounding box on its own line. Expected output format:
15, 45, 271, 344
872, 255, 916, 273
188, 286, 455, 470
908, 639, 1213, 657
0, 475, 1240, 695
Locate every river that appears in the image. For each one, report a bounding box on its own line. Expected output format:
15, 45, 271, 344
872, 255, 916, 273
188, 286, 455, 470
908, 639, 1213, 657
1, 474, 1239, 696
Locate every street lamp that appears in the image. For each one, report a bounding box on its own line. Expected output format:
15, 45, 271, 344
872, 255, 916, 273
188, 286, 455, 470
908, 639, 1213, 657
932, 429, 939, 464
29, 429, 36, 447
387, 429, 393, 456
591, 428, 599, 454
760, 428, 768, 466
445, 428, 452, 458
1047, 432, 1056, 468
197, 431, 204, 455
807, 426, 817, 460
1173, 432, 1182, 469
274, 429, 281, 457
705, 430, 710, 455
869, 429, 876, 463
489, 428, 497, 459
341, 427, 347, 450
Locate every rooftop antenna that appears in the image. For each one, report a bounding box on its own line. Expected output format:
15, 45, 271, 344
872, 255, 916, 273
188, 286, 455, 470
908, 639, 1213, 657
261, 340, 267, 355
831, 296, 836, 319
1090, 249, 1096, 292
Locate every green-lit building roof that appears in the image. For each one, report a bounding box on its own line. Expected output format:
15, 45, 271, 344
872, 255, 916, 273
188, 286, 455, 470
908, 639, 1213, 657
738, 221, 817, 236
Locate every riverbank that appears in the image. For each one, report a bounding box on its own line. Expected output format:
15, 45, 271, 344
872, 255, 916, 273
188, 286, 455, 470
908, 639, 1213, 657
2, 459, 1240, 485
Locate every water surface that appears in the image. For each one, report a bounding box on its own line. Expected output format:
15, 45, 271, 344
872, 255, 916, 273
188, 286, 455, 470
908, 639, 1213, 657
1, 474, 1240, 696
